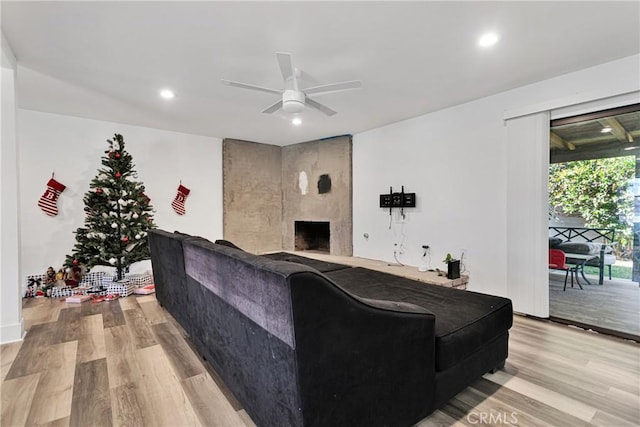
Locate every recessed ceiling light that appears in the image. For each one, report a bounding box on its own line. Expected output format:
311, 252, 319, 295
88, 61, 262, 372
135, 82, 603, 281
478, 32, 499, 48
292, 117, 302, 126
600, 127, 612, 133
160, 89, 175, 99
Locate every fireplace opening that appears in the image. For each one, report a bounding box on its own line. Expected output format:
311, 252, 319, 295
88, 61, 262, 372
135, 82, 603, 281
295, 221, 330, 253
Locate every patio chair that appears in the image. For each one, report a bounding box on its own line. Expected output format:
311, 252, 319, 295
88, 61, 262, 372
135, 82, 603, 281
549, 249, 572, 291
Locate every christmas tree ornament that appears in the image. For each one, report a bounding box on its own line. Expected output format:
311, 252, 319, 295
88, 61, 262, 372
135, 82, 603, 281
38, 176, 67, 217
111, 223, 118, 229
135, 234, 141, 240
132, 213, 139, 219
121, 236, 129, 243
96, 188, 103, 194
115, 152, 121, 159
115, 172, 122, 178
171, 184, 191, 215
109, 257, 117, 265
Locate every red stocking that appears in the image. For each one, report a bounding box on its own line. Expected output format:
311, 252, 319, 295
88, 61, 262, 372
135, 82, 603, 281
38, 178, 66, 216
171, 184, 191, 215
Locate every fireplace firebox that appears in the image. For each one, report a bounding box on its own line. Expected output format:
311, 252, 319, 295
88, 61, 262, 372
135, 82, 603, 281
295, 221, 330, 253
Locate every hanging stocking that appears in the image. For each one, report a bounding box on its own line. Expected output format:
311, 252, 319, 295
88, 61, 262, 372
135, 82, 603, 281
38, 177, 66, 216
171, 184, 191, 215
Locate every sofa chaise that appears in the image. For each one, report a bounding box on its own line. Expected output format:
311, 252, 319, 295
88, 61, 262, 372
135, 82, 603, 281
149, 230, 512, 427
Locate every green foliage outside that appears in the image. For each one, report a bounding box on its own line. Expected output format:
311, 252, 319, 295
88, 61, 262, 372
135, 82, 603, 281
66, 134, 156, 279
549, 156, 635, 256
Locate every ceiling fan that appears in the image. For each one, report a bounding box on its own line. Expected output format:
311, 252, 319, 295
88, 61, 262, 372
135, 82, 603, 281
221, 52, 362, 117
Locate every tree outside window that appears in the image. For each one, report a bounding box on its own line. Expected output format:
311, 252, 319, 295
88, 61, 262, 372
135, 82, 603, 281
549, 156, 634, 259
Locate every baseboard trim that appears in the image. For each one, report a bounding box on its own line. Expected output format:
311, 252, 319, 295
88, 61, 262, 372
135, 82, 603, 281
0, 318, 24, 344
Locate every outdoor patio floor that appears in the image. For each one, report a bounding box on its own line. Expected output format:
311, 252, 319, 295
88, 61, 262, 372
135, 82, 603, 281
549, 271, 640, 341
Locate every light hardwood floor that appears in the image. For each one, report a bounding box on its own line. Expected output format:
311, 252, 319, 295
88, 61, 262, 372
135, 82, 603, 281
2, 294, 639, 427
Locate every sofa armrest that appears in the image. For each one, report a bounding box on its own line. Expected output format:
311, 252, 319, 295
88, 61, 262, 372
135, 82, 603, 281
289, 271, 436, 427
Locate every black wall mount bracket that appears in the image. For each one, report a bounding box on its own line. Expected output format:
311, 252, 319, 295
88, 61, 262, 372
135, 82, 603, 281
380, 186, 416, 215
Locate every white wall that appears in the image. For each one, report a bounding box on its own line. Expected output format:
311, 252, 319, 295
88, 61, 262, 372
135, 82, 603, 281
18, 110, 223, 286
1, 30, 24, 343
354, 95, 509, 297
353, 54, 640, 303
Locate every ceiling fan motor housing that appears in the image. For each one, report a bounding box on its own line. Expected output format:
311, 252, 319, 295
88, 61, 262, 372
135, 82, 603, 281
282, 90, 305, 113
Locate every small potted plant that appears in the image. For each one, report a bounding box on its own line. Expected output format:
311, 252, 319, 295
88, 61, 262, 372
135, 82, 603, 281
443, 253, 461, 280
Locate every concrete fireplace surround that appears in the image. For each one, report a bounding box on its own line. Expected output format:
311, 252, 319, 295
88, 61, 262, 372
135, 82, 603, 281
223, 135, 352, 256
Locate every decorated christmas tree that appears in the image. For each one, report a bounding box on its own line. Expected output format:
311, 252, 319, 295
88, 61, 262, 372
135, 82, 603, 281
66, 133, 156, 280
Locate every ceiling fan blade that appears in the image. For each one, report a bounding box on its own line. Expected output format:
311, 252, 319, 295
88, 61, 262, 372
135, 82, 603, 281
306, 97, 337, 116
262, 100, 283, 114
304, 80, 362, 96
221, 79, 282, 95
276, 52, 298, 91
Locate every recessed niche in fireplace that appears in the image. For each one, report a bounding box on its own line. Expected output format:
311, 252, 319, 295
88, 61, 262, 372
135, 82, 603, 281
295, 221, 330, 253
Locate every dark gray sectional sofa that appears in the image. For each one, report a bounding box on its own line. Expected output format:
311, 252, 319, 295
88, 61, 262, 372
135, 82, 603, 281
148, 230, 512, 427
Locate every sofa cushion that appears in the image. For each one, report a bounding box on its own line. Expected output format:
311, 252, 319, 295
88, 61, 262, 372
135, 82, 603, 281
261, 252, 352, 273
182, 239, 323, 349
556, 241, 602, 255
549, 237, 563, 248
586, 253, 616, 266
324, 267, 513, 372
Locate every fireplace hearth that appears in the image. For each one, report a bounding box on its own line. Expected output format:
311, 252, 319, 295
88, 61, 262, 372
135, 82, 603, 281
295, 221, 330, 253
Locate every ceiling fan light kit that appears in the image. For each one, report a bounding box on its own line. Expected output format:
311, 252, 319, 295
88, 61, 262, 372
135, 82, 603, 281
222, 52, 361, 117
282, 90, 305, 113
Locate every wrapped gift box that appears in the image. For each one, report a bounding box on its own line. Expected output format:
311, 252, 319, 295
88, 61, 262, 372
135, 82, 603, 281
28, 271, 108, 298
107, 280, 136, 297
124, 272, 154, 288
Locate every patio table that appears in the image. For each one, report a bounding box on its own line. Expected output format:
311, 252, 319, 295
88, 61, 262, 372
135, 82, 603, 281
565, 253, 599, 288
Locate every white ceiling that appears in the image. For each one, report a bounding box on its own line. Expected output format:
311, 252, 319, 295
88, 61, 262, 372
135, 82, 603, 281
2, 1, 639, 146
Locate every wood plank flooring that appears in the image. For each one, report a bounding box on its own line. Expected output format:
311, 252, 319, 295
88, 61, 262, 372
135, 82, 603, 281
2, 296, 251, 427
549, 272, 640, 340
2, 294, 639, 426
